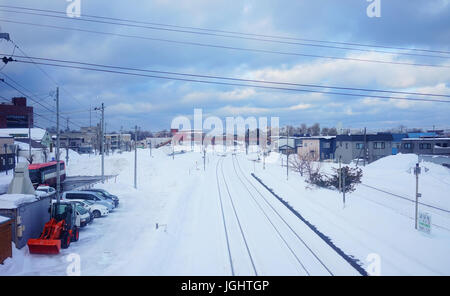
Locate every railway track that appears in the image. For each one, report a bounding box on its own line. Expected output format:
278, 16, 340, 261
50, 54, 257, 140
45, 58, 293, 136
215, 154, 362, 275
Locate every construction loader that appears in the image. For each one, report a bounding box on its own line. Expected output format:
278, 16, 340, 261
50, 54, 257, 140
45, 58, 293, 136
27, 202, 80, 254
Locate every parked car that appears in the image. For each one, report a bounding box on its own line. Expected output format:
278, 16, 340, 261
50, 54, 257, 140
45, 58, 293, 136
51, 201, 91, 228
69, 201, 95, 223
71, 200, 109, 218
82, 189, 119, 207
35, 185, 56, 198
62, 191, 115, 211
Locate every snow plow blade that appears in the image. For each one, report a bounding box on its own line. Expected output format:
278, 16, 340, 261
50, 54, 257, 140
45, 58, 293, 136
27, 239, 61, 255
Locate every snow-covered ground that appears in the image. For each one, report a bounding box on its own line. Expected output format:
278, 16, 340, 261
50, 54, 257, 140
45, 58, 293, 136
0, 147, 449, 276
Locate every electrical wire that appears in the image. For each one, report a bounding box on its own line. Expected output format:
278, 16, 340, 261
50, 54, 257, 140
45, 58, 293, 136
4, 53, 450, 99
1, 5, 449, 57
1, 18, 449, 69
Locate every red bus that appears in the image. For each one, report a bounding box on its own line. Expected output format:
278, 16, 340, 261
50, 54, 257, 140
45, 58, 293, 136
28, 161, 66, 188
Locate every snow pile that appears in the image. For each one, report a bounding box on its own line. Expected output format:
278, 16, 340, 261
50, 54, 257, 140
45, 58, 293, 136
0, 174, 13, 194
0, 194, 38, 209
366, 153, 419, 172
265, 152, 281, 164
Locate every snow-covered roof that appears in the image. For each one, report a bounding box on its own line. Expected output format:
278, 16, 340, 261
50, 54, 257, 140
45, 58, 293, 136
0, 194, 38, 209
0, 215, 10, 224
404, 138, 450, 141
0, 128, 48, 141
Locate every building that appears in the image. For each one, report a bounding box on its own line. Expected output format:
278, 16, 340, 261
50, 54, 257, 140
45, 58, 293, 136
297, 137, 336, 161
105, 133, 132, 151
391, 133, 408, 155
400, 138, 450, 155
335, 133, 393, 164
277, 137, 302, 155
0, 128, 52, 148
0, 136, 16, 172
0, 97, 33, 128
0, 215, 12, 264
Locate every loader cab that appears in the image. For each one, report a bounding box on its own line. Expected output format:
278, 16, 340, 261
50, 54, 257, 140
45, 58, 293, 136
51, 202, 80, 228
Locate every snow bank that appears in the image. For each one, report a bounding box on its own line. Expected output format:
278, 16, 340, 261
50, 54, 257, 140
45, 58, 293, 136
366, 154, 419, 171
0, 194, 38, 209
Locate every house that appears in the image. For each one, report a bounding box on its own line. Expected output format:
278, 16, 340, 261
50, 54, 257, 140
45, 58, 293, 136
277, 137, 302, 155
297, 137, 336, 161
391, 133, 408, 155
0, 128, 52, 148
335, 133, 393, 164
400, 138, 450, 155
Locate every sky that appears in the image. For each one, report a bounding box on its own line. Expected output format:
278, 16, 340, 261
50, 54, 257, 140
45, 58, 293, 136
0, 0, 449, 132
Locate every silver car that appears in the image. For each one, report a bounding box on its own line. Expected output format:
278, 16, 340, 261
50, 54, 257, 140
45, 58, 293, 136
62, 191, 115, 211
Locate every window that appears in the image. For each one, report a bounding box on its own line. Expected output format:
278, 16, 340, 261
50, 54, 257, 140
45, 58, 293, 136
374, 142, 385, 149
419, 143, 431, 149
356, 143, 364, 149
323, 142, 331, 149
403, 143, 414, 149
345, 143, 348, 149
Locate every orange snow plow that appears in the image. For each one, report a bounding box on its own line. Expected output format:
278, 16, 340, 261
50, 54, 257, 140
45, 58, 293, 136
28, 202, 79, 255
27, 219, 64, 254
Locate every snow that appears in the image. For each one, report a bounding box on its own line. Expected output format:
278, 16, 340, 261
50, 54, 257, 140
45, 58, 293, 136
0, 147, 449, 276
0, 215, 9, 224
0, 128, 47, 141
0, 174, 13, 194
0, 194, 38, 209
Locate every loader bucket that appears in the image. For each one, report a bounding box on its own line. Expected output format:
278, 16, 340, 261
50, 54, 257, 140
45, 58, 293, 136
27, 239, 61, 255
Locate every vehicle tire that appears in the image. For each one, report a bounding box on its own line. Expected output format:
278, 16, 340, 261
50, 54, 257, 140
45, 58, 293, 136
71, 227, 79, 242
61, 231, 71, 249
93, 210, 101, 218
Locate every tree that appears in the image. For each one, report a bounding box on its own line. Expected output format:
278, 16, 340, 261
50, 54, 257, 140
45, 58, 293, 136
300, 123, 307, 134
321, 127, 330, 136
328, 166, 363, 193
328, 127, 338, 136
311, 123, 321, 136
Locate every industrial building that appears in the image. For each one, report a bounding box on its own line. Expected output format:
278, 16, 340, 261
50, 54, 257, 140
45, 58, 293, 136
0, 97, 34, 129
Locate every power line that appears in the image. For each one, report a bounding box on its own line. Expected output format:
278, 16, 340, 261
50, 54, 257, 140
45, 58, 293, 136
1, 5, 449, 57
4, 54, 450, 99
0, 69, 87, 128
9, 58, 450, 104
6, 38, 88, 117
0, 94, 57, 125
1, 18, 450, 69
0, 77, 84, 128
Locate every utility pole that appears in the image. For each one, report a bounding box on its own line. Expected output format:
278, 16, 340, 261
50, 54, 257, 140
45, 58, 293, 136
56, 87, 61, 203
338, 156, 342, 193
65, 118, 69, 165
28, 116, 31, 162
286, 127, 289, 181
342, 170, 346, 208
203, 147, 206, 171
432, 125, 436, 155
149, 141, 152, 157
134, 125, 138, 189
66, 139, 69, 166
94, 103, 105, 183
363, 127, 367, 167
414, 163, 421, 229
